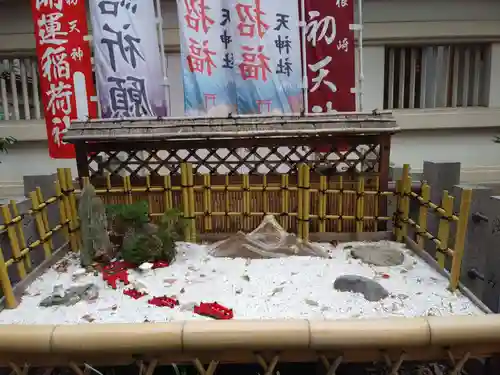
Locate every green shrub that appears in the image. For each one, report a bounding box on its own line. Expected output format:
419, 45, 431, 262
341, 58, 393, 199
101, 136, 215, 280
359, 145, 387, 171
106, 201, 149, 235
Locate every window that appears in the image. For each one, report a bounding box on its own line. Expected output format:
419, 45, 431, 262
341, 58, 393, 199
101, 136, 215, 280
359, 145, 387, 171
383, 44, 490, 109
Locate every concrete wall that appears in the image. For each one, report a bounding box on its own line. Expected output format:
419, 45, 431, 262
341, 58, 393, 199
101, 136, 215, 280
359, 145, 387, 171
0, 0, 500, 196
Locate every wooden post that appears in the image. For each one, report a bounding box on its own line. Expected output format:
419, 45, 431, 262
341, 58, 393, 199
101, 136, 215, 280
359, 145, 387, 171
449, 189, 473, 291
436, 191, 454, 269
417, 182, 430, 248
64, 168, 80, 247
356, 176, 365, 233
1, 205, 26, 279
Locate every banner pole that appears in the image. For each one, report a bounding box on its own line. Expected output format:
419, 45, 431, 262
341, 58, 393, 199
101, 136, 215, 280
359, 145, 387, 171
154, 0, 171, 116
300, 0, 309, 115
357, 0, 364, 112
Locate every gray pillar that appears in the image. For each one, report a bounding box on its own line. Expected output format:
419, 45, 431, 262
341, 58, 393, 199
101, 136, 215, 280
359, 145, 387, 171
484, 196, 500, 313
422, 161, 461, 258
452, 185, 492, 302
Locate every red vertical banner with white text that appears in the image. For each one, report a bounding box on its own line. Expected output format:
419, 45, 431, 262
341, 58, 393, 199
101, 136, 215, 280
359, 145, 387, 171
303, 0, 356, 114
31, 0, 97, 158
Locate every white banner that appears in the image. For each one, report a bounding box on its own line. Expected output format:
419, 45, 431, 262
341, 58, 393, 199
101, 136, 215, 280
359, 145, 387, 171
177, 0, 303, 116
90, 0, 168, 118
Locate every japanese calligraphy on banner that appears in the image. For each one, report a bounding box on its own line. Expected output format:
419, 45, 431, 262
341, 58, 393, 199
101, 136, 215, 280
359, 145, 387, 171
31, 0, 97, 159
177, 0, 303, 116
89, 0, 168, 118
303, 0, 356, 113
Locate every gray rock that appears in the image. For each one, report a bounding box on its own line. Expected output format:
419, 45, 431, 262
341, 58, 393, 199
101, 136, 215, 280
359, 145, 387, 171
350, 245, 404, 266
39, 283, 99, 307
333, 275, 389, 302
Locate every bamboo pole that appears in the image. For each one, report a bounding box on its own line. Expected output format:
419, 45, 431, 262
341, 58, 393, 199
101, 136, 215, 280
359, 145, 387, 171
242, 174, 250, 232
337, 176, 343, 232
394, 179, 403, 241
1, 205, 26, 279
163, 174, 172, 210
417, 182, 430, 248
262, 175, 269, 215
449, 189, 473, 291
57, 169, 77, 252
224, 174, 230, 231
318, 175, 327, 233
297, 164, 304, 239
374, 176, 379, 232
203, 174, 212, 231
302, 164, 311, 241
281, 174, 289, 231
400, 164, 411, 240
35, 187, 52, 248
356, 177, 365, 233
0, 244, 16, 308
64, 169, 79, 246
123, 175, 133, 205
30, 191, 52, 260
145, 174, 152, 220
181, 163, 190, 242
54, 180, 69, 246
436, 191, 454, 269
186, 163, 196, 242
10, 200, 31, 272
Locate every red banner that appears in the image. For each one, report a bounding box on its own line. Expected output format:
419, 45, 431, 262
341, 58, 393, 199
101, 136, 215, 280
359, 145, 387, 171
31, 0, 97, 159
303, 0, 356, 113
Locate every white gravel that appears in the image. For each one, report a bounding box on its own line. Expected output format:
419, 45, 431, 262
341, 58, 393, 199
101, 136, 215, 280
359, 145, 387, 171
0, 240, 484, 324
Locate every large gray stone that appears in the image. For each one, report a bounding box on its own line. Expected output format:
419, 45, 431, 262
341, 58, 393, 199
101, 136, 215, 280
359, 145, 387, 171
334, 275, 389, 302
350, 245, 404, 266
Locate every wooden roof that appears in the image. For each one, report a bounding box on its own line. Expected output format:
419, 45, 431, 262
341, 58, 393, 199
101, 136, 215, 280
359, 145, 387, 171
64, 111, 399, 143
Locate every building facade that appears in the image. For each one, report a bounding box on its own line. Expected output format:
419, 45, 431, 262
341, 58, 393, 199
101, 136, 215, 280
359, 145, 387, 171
0, 0, 499, 196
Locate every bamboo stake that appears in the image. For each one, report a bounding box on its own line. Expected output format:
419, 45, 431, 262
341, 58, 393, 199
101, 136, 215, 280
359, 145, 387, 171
203, 174, 212, 231
436, 191, 454, 269
449, 189, 473, 291
356, 177, 365, 233
0, 244, 16, 308
318, 175, 327, 233
10, 200, 31, 272
394, 179, 402, 241
374, 176, 379, 232
281, 174, 289, 231
30, 191, 52, 259
225, 174, 230, 231
145, 174, 152, 220
1, 205, 26, 279
417, 182, 430, 248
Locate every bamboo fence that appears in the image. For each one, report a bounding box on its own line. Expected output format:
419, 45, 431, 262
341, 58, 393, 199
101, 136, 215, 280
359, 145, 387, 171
0, 164, 472, 309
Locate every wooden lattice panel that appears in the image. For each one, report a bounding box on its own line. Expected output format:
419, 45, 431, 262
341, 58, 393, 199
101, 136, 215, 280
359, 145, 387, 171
87, 143, 381, 178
